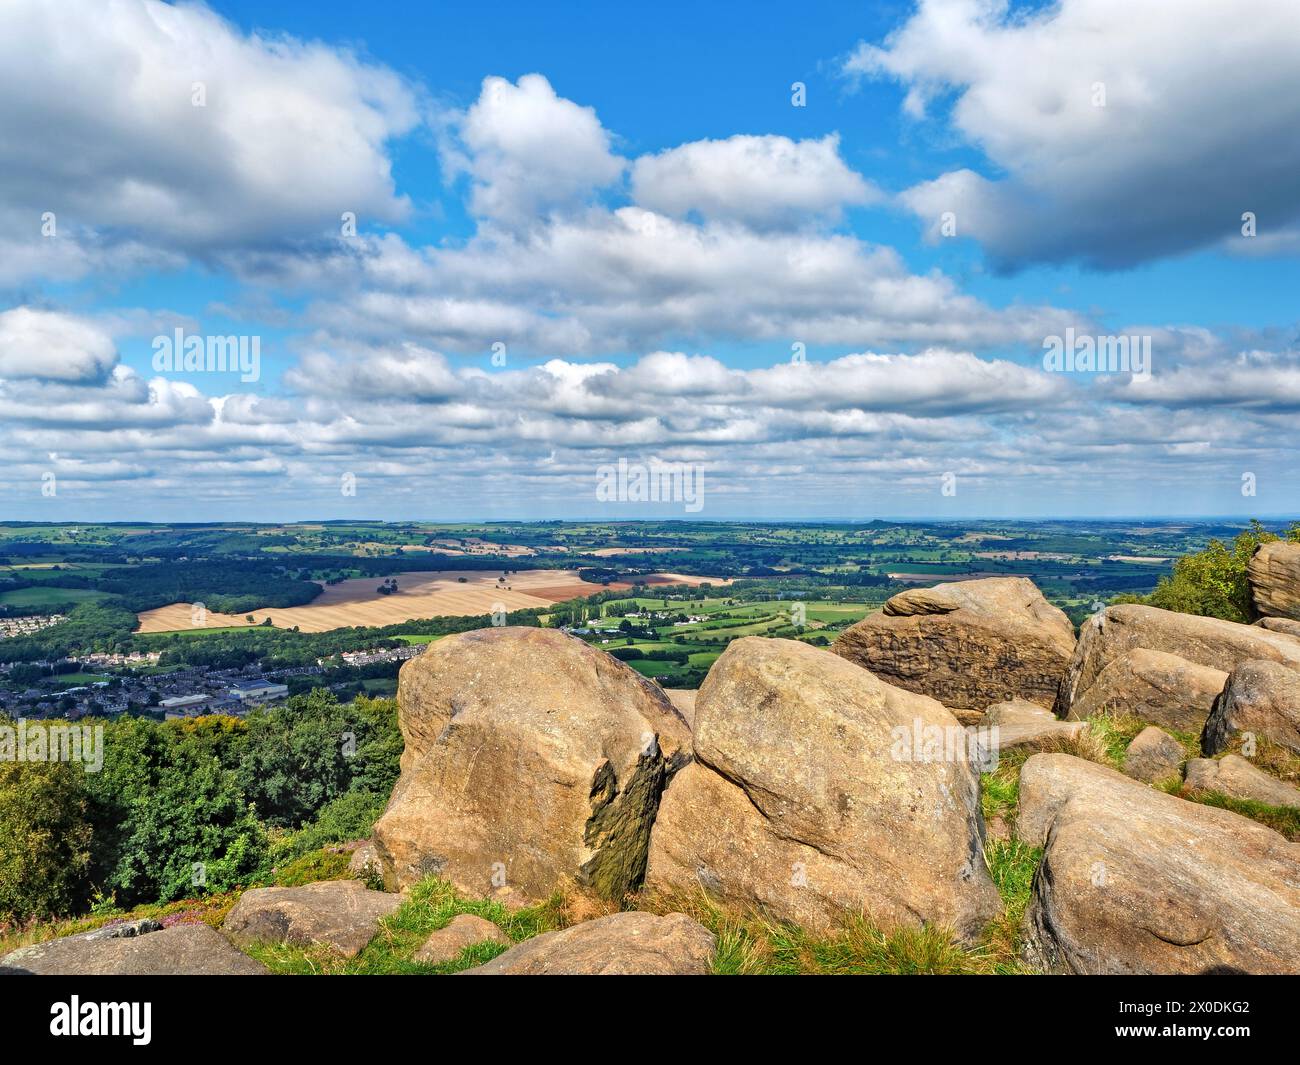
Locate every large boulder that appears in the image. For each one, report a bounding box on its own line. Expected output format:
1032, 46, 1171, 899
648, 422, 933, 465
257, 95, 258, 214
372, 627, 690, 904
0, 923, 267, 975
222, 880, 401, 958
1248, 540, 1300, 621
461, 912, 714, 975
1185, 755, 1300, 809
833, 577, 1074, 710
1055, 604, 1300, 718
645, 637, 1002, 939
1065, 647, 1226, 732
1017, 754, 1300, 974
1201, 658, 1300, 757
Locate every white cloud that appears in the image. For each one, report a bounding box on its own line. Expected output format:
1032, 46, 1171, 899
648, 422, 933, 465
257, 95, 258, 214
297, 208, 1077, 354
849, 0, 1300, 268
0, 0, 419, 266
631, 134, 877, 228
445, 74, 625, 228
1101, 350, 1300, 411
0, 307, 118, 381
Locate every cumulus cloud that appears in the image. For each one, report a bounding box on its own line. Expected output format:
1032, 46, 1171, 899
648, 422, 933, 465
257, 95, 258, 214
631, 134, 877, 229
0, 0, 419, 267
848, 0, 1300, 268
0, 307, 119, 381
298, 208, 1077, 354
443, 73, 625, 228
4, 335, 1298, 518
1100, 349, 1300, 411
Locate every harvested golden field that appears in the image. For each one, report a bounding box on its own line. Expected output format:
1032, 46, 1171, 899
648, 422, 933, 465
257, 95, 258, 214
638, 572, 733, 586
588, 546, 688, 557
136, 569, 608, 634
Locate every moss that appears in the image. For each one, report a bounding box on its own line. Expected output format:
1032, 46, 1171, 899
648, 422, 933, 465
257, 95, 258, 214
270, 848, 351, 887
579, 751, 665, 901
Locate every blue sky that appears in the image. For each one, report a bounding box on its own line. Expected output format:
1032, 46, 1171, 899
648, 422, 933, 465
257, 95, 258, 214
2, 0, 1299, 521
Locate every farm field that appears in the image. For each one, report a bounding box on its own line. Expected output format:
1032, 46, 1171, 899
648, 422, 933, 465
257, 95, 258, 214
135, 569, 618, 634
0, 586, 109, 608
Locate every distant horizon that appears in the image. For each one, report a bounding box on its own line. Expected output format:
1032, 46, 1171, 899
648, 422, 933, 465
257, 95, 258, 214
6, 514, 1300, 528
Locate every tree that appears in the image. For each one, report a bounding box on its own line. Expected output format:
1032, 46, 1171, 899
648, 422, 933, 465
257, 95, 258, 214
1121, 521, 1300, 622
236, 690, 400, 828
0, 761, 92, 920
111, 746, 266, 904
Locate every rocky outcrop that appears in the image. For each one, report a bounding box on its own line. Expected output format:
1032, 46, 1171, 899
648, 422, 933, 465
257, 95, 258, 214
222, 880, 401, 958
413, 914, 511, 965
1066, 647, 1226, 732
1201, 658, 1300, 757
1248, 540, 1300, 621
645, 637, 1002, 939
1017, 754, 1300, 974
0, 923, 268, 975
1185, 755, 1300, 809
981, 699, 1085, 754
372, 628, 690, 904
461, 912, 714, 975
833, 578, 1075, 711
1256, 616, 1300, 638
1122, 725, 1185, 784
1055, 604, 1300, 718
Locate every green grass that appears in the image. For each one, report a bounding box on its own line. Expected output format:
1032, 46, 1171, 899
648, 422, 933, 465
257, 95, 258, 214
1176, 788, 1300, 840
0, 586, 107, 607
640, 891, 1005, 975
392, 634, 444, 645
241, 877, 571, 975
982, 838, 1041, 967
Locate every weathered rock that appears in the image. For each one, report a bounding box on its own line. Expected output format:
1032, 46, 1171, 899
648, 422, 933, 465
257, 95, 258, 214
461, 912, 714, 975
413, 914, 510, 965
1123, 725, 1185, 784
1248, 540, 1300, 621
348, 840, 381, 879
1017, 754, 1300, 974
1055, 604, 1300, 718
1256, 616, 1300, 639
0, 923, 267, 975
833, 577, 1075, 710
645, 637, 1002, 939
1066, 647, 1226, 732
1185, 754, 1300, 809
373, 627, 690, 903
222, 880, 401, 958
663, 688, 697, 730
1201, 658, 1300, 757
981, 698, 1086, 754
